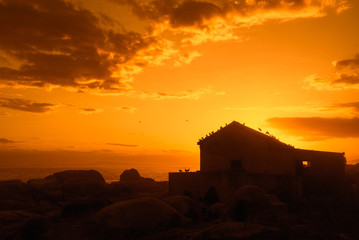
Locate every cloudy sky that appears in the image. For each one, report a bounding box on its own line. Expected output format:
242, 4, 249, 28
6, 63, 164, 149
1, 0, 359, 168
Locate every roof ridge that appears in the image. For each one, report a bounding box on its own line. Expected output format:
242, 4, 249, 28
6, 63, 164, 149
197, 121, 294, 148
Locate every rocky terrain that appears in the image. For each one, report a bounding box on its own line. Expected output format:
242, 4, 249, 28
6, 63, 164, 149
1, 168, 359, 239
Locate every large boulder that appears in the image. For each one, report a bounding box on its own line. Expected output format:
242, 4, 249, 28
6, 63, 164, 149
228, 185, 268, 222
119, 169, 166, 197
0, 210, 42, 240
94, 197, 184, 238
0, 180, 32, 202
120, 169, 141, 181
101, 181, 134, 201
0, 210, 40, 226
0, 180, 33, 210
164, 195, 208, 220
52, 170, 106, 197
27, 175, 63, 199
209, 202, 227, 220
190, 222, 277, 240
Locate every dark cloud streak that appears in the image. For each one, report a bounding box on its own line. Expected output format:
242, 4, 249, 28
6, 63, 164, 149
0, 97, 55, 113
308, 55, 359, 88
82, 108, 96, 112
332, 101, 359, 113
106, 143, 138, 147
335, 54, 359, 70
267, 117, 359, 141
0, 138, 16, 144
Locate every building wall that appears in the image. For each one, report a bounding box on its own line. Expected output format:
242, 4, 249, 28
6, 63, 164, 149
295, 149, 346, 195
295, 149, 346, 178
199, 138, 297, 175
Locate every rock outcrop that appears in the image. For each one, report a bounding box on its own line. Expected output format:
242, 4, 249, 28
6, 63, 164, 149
190, 222, 277, 240
0, 180, 33, 210
228, 185, 268, 221
119, 169, 168, 197
164, 195, 208, 220
27, 175, 63, 200
94, 197, 184, 238
120, 168, 141, 181
52, 170, 106, 197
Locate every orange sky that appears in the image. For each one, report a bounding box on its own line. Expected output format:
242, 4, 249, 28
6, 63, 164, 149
1, 0, 359, 169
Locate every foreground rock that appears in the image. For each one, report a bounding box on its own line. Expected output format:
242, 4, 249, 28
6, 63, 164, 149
228, 185, 268, 221
120, 168, 141, 181
0, 180, 33, 210
119, 168, 168, 198
27, 175, 63, 200
164, 195, 208, 221
101, 181, 134, 201
27, 170, 107, 199
52, 170, 106, 197
190, 222, 277, 240
94, 197, 184, 238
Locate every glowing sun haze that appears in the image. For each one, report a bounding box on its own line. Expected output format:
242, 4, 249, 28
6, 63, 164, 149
1, 0, 359, 169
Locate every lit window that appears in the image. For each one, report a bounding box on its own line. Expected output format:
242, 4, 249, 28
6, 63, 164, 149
302, 160, 310, 167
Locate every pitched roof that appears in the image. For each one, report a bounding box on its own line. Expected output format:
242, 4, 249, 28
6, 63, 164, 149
197, 121, 293, 149
197, 121, 345, 156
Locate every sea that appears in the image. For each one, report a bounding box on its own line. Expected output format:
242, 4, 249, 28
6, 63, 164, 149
0, 167, 179, 183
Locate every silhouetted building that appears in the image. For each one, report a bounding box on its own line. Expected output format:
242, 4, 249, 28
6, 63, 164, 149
169, 121, 346, 202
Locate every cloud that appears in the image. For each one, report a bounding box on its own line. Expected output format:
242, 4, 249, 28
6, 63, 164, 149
0, 0, 162, 92
106, 143, 138, 147
0, 111, 9, 116
331, 101, 359, 114
335, 54, 359, 70
0, 138, 16, 144
116, 106, 137, 113
0, 97, 56, 113
125, 87, 224, 100
267, 117, 359, 141
82, 108, 97, 112
80, 108, 103, 114
169, 1, 223, 28
123, 0, 347, 27
95, 86, 224, 99
119, 0, 348, 45
147, 89, 211, 99
174, 51, 202, 66
304, 55, 359, 90
0, 0, 348, 93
